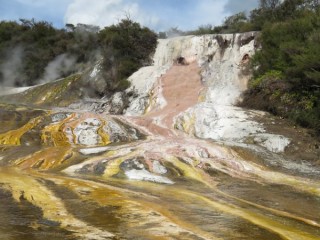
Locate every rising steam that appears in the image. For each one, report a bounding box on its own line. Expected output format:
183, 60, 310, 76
40, 54, 77, 84
0, 46, 24, 88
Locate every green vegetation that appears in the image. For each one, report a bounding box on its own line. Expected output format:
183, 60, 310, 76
0, 19, 101, 86
98, 19, 157, 92
0, 18, 157, 94
239, 0, 320, 134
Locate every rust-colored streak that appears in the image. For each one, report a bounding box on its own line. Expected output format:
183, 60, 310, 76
149, 62, 202, 127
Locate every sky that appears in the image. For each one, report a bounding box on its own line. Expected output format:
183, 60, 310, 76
0, 0, 259, 31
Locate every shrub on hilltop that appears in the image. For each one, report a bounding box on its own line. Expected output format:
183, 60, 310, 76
98, 19, 157, 92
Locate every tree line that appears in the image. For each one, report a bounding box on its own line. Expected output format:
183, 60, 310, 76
0, 18, 157, 93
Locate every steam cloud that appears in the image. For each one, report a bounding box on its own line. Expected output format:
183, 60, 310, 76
65, 0, 140, 28
0, 46, 24, 88
40, 53, 77, 84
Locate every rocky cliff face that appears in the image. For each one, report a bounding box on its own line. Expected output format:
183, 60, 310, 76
127, 33, 255, 114
125, 32, 291, 152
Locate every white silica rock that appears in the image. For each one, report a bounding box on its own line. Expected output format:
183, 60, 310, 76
103, 119, 139, 142
125, 169, 174, 184
79, 146, 110, 155
127, 33, 257, 114
126, 32, 291, 152
125, 65, 169, 116
152, 160, 167, 174
73, 118, 101, 146
202, 35, 255, 106
254, 134, 291, 153
175, 103, 265, 142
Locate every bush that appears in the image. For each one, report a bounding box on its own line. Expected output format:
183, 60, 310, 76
0, 18, 157, 94
242, 1, 320, 133
98, 19, 157, 93
249, 70, 284, 89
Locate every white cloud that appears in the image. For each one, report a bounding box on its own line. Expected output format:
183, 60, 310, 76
63, 0, 258, 31
64, 0, 158, 29
193, 0, 228, 27
64, 0, 229, 31
1, 0, 259, 31
156, 0, 228, 31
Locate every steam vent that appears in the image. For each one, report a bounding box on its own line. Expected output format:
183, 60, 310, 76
0, 33, 320, 240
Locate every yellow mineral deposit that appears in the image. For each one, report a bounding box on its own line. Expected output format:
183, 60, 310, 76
0, 168, 115, 239
0, 116, 43, 145
93, 174, 320, 240
64, 113, 111, 146
156, 155, 320, 240
41, 112, 111, 147
166, 155, 206, 183
14, 147, 74, 170
44, 175, 215, 239
103, 151, 138, 178
97, 120, 111, 145
185, 190, 319, 240
41, 113, 76, 146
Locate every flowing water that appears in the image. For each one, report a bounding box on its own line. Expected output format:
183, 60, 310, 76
0, 33, 320, 239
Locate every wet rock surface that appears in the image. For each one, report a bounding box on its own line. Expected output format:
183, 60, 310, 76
0, 33, 319, 239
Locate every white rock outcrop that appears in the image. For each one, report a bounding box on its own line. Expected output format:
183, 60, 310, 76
126, 33, 290, 152
127, 33, 256, 113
